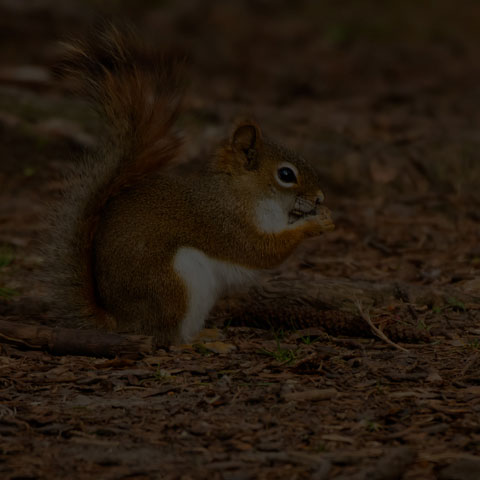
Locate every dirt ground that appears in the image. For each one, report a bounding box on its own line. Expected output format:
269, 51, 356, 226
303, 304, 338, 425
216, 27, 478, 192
0, 1, 479, 479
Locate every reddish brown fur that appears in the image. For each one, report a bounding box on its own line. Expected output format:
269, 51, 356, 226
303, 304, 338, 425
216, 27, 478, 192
43, 24, 185, 331
43, 25, 333, 345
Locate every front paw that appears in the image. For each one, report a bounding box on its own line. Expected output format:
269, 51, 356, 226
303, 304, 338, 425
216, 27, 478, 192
304, 206, 335, 237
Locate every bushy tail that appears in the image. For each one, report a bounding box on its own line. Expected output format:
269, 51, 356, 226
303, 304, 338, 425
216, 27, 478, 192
43, 24, 186, 328
58, 22, 185, 180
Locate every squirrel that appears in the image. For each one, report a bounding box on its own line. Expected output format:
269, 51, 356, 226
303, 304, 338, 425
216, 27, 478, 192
43, 24, 334, 345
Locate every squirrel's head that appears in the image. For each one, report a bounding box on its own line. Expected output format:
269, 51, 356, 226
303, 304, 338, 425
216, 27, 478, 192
214, 121, 332, 233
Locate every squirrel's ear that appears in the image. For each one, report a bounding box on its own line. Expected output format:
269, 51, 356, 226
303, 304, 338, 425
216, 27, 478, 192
231, 121, 262, 170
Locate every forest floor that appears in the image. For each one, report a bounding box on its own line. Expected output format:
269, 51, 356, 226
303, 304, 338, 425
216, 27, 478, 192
0, 1, 479, 479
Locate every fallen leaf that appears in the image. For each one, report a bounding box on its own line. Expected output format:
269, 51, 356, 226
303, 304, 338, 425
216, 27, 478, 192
0, 65, 50, 86
369, 158, 399, 184
203, 341, 237, 354
321, 434, 354, 444
426, 370, 443, 385
194, 328, 225, 342
283, 388, 338, 402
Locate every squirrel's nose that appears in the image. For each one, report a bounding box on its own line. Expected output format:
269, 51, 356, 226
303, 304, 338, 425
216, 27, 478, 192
315, 190, 325, 205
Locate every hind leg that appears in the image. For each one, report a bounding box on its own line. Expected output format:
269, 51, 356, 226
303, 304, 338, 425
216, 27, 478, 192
100, 265, 188, 345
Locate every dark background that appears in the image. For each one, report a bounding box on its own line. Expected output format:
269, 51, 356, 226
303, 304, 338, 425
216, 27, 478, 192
0, 2, 479, 479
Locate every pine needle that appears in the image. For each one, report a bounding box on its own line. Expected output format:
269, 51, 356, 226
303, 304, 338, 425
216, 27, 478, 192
353, 298, 409, 352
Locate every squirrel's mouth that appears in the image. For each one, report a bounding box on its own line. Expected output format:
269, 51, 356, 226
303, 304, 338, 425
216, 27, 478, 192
288, 198, 334, 231
288, 207, 317, 223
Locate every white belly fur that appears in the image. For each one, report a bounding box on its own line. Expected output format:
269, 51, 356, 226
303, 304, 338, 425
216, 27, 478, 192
173, 247, 257, 342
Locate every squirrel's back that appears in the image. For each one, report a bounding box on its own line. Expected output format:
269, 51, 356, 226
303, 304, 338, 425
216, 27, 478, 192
43, 24, 185, 328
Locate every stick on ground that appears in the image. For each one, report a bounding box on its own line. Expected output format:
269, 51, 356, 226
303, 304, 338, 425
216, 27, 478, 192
0, 319, 153, 358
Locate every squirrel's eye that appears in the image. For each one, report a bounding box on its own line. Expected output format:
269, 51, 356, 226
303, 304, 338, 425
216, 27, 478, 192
277, 167, 297, 184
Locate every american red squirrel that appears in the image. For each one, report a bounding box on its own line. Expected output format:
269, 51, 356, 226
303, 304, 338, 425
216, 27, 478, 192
44, 25, 334, 345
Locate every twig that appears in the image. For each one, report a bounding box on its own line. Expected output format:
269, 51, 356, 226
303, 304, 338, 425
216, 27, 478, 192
0, 319, 153, 358
460, 353, 479, 377
353, 298, 409, 352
